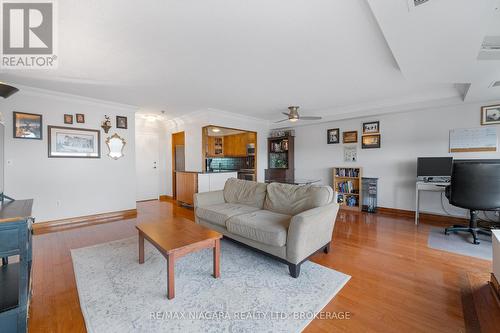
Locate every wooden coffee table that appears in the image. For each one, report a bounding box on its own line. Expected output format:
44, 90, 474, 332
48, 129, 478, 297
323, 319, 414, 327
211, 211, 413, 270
136, 218, 222, 300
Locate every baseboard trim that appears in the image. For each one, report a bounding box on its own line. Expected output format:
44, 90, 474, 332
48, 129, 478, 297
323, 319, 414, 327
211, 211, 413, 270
376, 206, 467, 226
159, 195, 173, 201
32, 209, 138, 235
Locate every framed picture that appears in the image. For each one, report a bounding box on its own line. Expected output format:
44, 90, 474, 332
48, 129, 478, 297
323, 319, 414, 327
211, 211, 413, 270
362, 121, 379, 134
327, 128, 340, 144
344, 145, 357, 162
481, 104, 500, 125
362, 134, 381, 149
64, 114, 73, 124
343, 131, 358, 143
116, 116, 128, 129
76, 113, 85, 123
48, 126, 101, 158
13, 112, 43, 140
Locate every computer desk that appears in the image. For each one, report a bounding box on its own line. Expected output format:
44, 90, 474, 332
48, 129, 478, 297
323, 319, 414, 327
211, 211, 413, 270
415, 181, 450, 225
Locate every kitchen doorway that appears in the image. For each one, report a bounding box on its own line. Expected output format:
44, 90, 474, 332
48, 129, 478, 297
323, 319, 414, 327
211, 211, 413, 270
202, 125, 257, 181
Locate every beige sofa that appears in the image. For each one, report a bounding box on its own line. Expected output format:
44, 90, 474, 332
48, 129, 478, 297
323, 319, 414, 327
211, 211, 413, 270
194, 178, 339, 277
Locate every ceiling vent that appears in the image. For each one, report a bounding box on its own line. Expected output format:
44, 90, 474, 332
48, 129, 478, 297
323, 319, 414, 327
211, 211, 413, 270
491, 81, 500, 88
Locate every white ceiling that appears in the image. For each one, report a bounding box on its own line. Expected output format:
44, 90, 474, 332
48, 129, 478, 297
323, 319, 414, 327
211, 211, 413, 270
1, 0, 499, 122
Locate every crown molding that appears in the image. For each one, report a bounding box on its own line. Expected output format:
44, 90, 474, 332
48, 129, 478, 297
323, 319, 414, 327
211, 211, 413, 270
10, 83, 139, 112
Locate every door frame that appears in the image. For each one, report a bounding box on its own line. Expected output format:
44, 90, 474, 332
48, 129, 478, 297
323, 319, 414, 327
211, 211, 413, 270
172, 131, 185, 199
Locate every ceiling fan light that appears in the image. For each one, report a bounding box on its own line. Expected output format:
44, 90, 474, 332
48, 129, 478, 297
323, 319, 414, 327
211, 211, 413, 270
289, 118, 298, 122
0, 83, 19, 98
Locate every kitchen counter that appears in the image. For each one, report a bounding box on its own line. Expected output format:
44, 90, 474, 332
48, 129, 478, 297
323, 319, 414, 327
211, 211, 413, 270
176, 170, 238, 174
175, 171, 238, 205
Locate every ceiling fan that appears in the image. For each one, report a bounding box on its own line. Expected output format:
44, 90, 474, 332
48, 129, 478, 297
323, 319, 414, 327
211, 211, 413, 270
275, 106, 322, 123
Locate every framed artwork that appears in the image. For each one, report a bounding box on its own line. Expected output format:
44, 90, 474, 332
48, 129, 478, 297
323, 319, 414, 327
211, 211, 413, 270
362, 121, 379, 134
343, 131, 358, 143
13, 112, 43, 140
481, 104, 500, 125
48, 126, 101, 158
116, 116, 128, 129
76, 113, 85, 123
64, 114, 73, 124
327, 128, 340, 144
344, 145, 357, 162
362, 134, 381, 149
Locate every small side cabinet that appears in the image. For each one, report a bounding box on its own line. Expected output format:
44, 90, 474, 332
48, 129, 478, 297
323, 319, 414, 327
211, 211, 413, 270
0, 200, 34, 333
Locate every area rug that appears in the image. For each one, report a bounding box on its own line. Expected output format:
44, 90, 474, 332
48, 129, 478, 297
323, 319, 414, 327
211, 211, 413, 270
428, 226, 492, 260
71, 237, 350, 333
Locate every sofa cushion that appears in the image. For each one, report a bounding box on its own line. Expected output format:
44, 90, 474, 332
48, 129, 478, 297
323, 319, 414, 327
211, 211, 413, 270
264, 183, 333, 216
196, 203, 260, 227
223, 178, 267, 209
226, 210, 291, 247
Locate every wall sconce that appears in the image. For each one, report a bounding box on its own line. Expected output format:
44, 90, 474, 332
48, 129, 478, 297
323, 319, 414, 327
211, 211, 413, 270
101, 115, 112, 133
106, 133, 126, 160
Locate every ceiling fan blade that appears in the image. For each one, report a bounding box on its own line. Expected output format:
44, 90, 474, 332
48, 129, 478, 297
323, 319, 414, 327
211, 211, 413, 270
300, 116, 322, 120
282, 112, 291, 116
274, 118, 290, 123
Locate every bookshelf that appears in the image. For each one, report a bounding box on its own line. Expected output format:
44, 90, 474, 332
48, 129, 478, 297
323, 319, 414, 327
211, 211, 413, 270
333, 167, 362, 211
265, 135, 294, 181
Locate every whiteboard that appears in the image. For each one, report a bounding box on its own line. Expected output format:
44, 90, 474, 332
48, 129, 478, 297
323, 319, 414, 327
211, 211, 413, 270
449, 127, 497, 152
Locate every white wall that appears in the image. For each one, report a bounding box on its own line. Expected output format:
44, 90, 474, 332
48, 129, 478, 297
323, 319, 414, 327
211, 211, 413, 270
291, 101, 500, 217
1, 88, 137, 222
161, 109, 269, 196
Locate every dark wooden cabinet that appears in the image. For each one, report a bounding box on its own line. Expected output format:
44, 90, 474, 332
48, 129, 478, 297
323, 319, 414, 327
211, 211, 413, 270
0, 200, 34, 333
265, 136, 294, 182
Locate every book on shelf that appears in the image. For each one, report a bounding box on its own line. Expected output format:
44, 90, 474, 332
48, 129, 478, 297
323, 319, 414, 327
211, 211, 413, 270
335, 168, 360, 177
336, 180, 358, 194
337, 193, 358, 206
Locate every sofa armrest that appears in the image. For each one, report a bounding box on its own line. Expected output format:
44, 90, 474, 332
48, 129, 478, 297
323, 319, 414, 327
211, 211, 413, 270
286, 202, 339, 264
193, 190, 225, 208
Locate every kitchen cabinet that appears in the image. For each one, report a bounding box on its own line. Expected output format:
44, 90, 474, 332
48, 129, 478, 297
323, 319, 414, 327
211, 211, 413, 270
247, 132, 256, 144
207, 132, 255, 158
224, 133, 247, 157
176, 171, 238, 204
207, 136, 224, 157
198, 172, 238, 193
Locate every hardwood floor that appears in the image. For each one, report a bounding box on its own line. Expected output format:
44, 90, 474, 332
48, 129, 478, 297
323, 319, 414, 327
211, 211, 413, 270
28, 200, 496, 332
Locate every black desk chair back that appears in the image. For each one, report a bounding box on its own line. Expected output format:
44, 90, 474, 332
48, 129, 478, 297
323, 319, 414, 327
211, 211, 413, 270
445, 160, 500, 244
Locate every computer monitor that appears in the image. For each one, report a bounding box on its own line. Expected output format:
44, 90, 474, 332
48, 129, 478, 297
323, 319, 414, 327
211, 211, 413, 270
417, 157, 453, 182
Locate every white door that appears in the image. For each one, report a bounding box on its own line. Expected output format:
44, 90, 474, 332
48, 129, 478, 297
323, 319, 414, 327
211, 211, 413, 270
136, 133, 160, 201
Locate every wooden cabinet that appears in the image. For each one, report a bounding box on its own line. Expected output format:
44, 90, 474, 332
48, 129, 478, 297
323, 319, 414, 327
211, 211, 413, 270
247, 132, 256, 144
175, 172, 198, 205
207, 136, 223, 157
224, 133, 248, 157
205, 131, 256, 158
265, 135, 294, 181
0, 200, 33, 333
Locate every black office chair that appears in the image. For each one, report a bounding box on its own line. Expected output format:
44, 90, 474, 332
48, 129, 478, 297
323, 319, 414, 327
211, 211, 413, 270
445, 160, 500, 244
